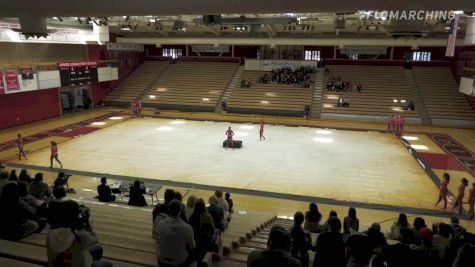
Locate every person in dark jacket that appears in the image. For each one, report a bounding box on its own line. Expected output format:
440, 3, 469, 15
97, 177, 115, 202
128, 180, 147, 207
290, 212, 311, 267
312, 216, 346, 267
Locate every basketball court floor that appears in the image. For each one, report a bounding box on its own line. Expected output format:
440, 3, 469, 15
8, 116, 441, 210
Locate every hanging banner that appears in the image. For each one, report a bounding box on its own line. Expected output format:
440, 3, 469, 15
340, 46, 388, 55
0, 71, 4, 94
5, 69, 20, 92
191, 45, 230, 53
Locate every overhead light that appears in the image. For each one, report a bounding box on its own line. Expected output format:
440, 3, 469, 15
453, 11, 464, 15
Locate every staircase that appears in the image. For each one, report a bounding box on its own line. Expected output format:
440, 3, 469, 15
215, 66, 245, 113
404, 69, 432, 125
310, 68, 325, 119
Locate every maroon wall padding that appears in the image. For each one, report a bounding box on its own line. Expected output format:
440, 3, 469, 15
0, 88, 60, 130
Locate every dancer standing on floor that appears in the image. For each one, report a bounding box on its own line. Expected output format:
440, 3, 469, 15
50, 141, 63, 168
17, 133, 27, 160
131, 101, 137, 118
225, 127, 234, 150
387, 114, 394, 134
137, 101, 143, 118
259, 120, 266, 141
453, 178, 468, 214
468, 182, 475, 220
400, 114, 405, 135
435, 173, 450, 209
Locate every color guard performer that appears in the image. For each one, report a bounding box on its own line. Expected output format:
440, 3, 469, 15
17, 133, 27, 160
225, 127, 234, 150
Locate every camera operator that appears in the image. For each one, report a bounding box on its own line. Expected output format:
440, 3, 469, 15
46, 186, 97, 267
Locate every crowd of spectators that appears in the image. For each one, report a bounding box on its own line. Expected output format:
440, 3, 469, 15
247, 203, 475, 267
326, 75, 362, 93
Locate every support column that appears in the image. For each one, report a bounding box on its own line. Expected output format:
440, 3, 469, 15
333, 46, 337, 59
465, 17, 475, 46
185, 45, 189, 56
390, 46, 394, 60
231, 45, 235, 57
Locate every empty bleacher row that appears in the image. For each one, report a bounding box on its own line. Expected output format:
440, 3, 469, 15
141, 62, 239, 112
104, 61, 170, 105
226, 71, 314, 116
321, 65, 420, 119
413, 67, 475, 121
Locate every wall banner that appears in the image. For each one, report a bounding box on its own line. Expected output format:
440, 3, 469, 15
5, 69, 20, 92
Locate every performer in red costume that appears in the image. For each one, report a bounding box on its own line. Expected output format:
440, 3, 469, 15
453, 178, 468, 214
435, 173, 450, 209
225, 127, 234, 150
259, 120, 266, 141
137, 101, 143, 118
17, 133, 27, 160
50, 141, 63, 168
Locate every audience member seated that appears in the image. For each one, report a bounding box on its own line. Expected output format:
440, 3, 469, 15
53, 172, 71, 189
321, 210, 338, 233
30, 172, 53, 201
268, 66, 314, 87
19, 169, 32, 183
0, 183, 41, 240
97, 177, 116, 202
174, 191, 188, 222
290, 212, 311, 267
304, 203, 322, 233
326, 75, 361, 93
345, 233, 373, 267
90, 244, 113, 267
188, 198, 215, 263
410, 227, 443, 267
128, 180, 147, 207
185, 194, 198, 221
153, 189, 175, 222
0, 170, 10, 198
313, 216, 346, 267
343, 207, 360, 235
383, 228, 418, 267
363, 223, 387, 253
247, 225, 301, 267
225, 192, 234, 214
9, 169, 18, 182
337, 97, 350, 107
388, 213, 412, 240
452, 243, 475, 267
241, 79, 251, 88
432, 223, 452, 254
412, 216, 427, 242
403, 100, 415, 111
207, 196, 226, 232
156, 199, 196, 267
215, 190, 230, 222
18, 181, 38, 214
47, 200, 98, 267
47, 185, 68, 229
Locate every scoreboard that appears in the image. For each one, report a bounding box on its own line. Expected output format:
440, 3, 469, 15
59, 62, 98, 87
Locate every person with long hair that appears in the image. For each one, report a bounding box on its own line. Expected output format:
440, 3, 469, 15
17, 133, 27, 160
49, 141, 63, 168
453, 178, 469, 215
388, 213, 411, 240
290, 211, 311, 267
188, 198, 214, 262
468, 182, 475, 220
343, 207, 359, 235
18, 169, 32, 183
304, 203, 322, 233
9, 169, 18, 182
435, 173, 450, 209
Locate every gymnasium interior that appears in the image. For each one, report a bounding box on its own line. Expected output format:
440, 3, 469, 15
0, 0, 475, 266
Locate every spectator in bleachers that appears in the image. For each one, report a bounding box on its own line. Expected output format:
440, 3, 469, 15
188, 198, 215, 263
18, 181, 38, 214
312, 216, 345, 267
48, 185, 68, 229
383, 227, 418, 267
468, 182, 475, 220
450, 216, 466, 240
47, 200, 97, 267
247, 225, 301, 267
225, 192, 234, 214
128, 180, 147, 207
30, 172, 53, 201
432, 223, 452, 254
215, 190, 230, 222
322, 210, 338, 233
0, 170, 10, 198
304, 203, 322, 233
290, 212, 311, 267
19, 169, 32, 183
185, 194, 197, 221
156, 199, 195, 267
97, 177, 116, 203
388, 213, 412, 240
153, 189, 175, 222
363, 223, 387, 252
9, 169, 18, 182
452, 243, 475, 267
174, 191, 188, 222
343, 207, 360, 235
345, 233, 373, 267
0, 183, 41, 240
410, 227, 443, 266
207, 195, 226, 232
413, 217, 427, 241
90, 244, 113, 267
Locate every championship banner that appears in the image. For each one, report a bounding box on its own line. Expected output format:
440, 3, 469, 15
191, 45, 230, 53
0, 71, 4, 94
5, 69, 20, 92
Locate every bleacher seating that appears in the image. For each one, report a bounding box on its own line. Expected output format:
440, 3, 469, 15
322, 65, 420, 118
227, 71, 314, 116
413, 67, 475, 121
104, 61, 169, 105
141, 62, 239, 112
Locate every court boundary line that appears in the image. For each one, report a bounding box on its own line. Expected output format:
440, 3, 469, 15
4, 161, 470, 221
